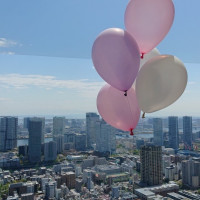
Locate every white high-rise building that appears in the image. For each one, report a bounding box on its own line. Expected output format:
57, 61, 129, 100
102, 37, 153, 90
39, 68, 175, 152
0, 117, 18, 151
86, 113, 99, 148
53, 117, 65, 136
182, 158, 200, 188
95, 120, 116, 154
165, 165, 175, 181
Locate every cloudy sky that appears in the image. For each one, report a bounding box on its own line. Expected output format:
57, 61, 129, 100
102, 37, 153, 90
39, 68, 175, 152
0, 0, 199, 118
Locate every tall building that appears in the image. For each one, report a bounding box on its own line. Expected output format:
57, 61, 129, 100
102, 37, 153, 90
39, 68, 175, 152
140, 145, 163, 186
75, 134, 86, 151
53, 135, 64, 154
23, 117, 31, 129
153, 118, 163, 146
44, 141, 57, 161
53, 117, 65, 153
64, 133, 75, 150
6, 117, 18, 151
66, 172, 75, 189
28, 118, 43, 163
182, 159, 200, 188
96, 120, 116, 154
39, 117, 45, 144
53, 117, 65, 136
183, 116, 192, 150
86, 113, 99, 148
168, 117, 179, 150
26, 117, 45, 143
0, 117, 18, 151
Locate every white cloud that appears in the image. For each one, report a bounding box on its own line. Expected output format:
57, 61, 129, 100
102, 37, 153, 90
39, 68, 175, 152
0, 38, 18, 48
188, 81, 196, 85
0, 74, 105, 95
0, 51, 15, 55
0, 97, 11, 101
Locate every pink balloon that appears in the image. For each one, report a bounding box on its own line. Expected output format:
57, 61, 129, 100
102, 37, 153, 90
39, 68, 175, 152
92, 28, 140, 92
97, 84, 140, 135
125, 0, 175, 54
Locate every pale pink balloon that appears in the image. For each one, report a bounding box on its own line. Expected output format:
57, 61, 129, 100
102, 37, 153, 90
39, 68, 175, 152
97, 84, 140, 135
125, 0, 175, 54
92, 28, 140, 92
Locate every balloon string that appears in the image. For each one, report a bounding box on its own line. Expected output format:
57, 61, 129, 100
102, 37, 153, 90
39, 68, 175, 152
125, 92, 134, 136
130, 128, 134, 136
124, 90, 127, 96
142, 112, 146, 118
141, 53, 144, 59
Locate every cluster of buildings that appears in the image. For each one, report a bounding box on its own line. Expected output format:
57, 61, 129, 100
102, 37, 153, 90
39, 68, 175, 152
1, 155, 139, 199
152, 116, 193, 150
0, 114, 117, 166
0, 113, 200, 199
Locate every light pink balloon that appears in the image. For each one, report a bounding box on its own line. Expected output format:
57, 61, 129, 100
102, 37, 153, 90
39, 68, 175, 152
92, 28, 140, 92
97, 84, 140, 135
125, 0, 175, 54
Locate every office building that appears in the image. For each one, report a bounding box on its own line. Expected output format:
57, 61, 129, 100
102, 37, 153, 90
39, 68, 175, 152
64, 133, 75, 150
75, 134, 86, 151
183, 116, 192, 150
44, 141, 57, 161
45, 181, 57, 199
86, 112, 99, 148
112, 186, 120, 199
26, 117, 45, 143
53, 116, 65, 136
39, 117, 45, 144
153, 118, 163, 146
28, 118, 43, 163
140, 145, 163, 186
95, 120, 116, 153
136, 139, 145, 149
168, 117, 179, 150
182, 159, 200, 188
23, 117, 31, 129
53, 135, 64, 153
0, 117, 18, 151
165, 165, 175, 181
66, 172, 75, 189
18, 145, 28, 156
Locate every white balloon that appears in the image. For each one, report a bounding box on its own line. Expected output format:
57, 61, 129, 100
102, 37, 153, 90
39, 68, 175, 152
136, 55, 188, 113
133, 48, 160, 89
140, 48, 160, 69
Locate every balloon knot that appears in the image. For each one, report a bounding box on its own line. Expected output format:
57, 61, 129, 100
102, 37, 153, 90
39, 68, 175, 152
141, 53, 144, 59
124, 91, 127, 96
142, 112, 146, 119
130, 128, 134, 136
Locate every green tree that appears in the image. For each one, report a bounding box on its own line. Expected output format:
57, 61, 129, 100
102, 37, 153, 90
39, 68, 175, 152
0, 183, 9, 198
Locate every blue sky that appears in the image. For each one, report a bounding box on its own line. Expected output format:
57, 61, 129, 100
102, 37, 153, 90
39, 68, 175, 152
0, 0, 199, 118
